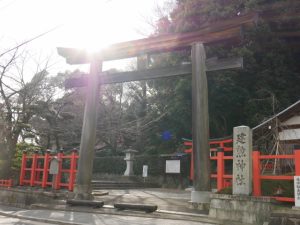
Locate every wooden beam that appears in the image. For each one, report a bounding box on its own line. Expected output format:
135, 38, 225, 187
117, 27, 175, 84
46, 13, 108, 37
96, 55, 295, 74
58, 27, 241, 64
57, 13, 257, 64
205, 57, 243, 72
65, 57, 243, 88
65, 65, 191, 88
278, 124, 300, 131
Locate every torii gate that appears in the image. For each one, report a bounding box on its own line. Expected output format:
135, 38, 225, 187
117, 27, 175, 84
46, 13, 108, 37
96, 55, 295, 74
58, 13, 256, 202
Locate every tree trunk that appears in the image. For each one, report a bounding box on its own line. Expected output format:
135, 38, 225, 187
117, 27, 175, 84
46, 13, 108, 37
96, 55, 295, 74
0, 144, 11, 178
0, 136, 17, 179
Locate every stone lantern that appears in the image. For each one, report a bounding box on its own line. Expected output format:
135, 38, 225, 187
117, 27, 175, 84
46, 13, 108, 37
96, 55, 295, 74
123, 149, 138, 176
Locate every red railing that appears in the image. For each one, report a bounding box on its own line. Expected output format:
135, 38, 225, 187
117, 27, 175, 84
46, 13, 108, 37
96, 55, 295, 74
209, 138, 233, 152
19, 150, 78, 191
184, 138, 233, 180
0, 179, 13, 188
184, 139, 298, 202
210, 149, 233, 191
252, 149, 300, 202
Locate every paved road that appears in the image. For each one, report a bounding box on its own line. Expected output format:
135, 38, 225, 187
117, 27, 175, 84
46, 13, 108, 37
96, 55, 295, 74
0, 214, 55, 224
0, 205, 217, 225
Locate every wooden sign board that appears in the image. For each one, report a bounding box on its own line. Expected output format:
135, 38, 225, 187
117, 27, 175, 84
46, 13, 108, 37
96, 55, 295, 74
295, 176, 300, 207
165, 160, 180, 174
49, 157, 59, 175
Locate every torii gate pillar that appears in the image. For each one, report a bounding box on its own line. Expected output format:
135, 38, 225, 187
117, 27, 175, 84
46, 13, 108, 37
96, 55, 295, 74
191, 43, 211, 205
74, 59, 102, 200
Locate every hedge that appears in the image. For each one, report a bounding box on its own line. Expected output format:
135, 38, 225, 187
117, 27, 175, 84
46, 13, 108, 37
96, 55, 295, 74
93, 155, 190, 177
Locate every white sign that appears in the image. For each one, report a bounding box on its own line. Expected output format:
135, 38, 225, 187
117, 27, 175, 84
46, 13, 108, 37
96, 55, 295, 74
294, 176, 300, 207
49, 158, 59, 175
279, 128, 300, 141
165, 160, 180, 173
142, 165, 148, 177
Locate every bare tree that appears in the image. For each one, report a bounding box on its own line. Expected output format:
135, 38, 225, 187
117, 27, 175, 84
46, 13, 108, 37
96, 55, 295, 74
0, 47, 51, 178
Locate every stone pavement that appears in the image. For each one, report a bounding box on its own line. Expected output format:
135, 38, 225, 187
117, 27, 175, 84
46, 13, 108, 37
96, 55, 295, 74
92, 188, 203, 214
0, 188, 253, 224
0, 214, 54, 225
30, 188, 216, 223
0, 204, 219, 225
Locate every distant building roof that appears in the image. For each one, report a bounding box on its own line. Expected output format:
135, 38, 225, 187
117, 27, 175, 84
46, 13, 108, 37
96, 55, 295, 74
253, 100, 300, 131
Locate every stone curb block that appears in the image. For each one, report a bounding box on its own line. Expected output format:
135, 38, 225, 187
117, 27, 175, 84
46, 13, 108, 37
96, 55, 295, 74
114, 203, 157, 213
66, 199, 104, 208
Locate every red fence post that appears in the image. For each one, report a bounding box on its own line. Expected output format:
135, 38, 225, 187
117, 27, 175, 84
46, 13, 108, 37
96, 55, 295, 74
19, 151, 27, 186
54, 150, 63, 190
220, 141, 224, 149
252, 150, 261, 196
68, 149, 77, 191
42, 150, 50, 188
217, 147, 224, 191
190, 149, 194, 180
8, 179, 12, 188
36, 161, 42, 182
30, 150, 38, 186
294, 147, 300, 176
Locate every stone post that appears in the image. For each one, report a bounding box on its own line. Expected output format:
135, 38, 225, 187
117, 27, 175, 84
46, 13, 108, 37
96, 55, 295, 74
233, 125, 252, 195
74, 60, 102, 200
191, 42, 211, 204
49, 157, 59, 189
123, 149, 138, 176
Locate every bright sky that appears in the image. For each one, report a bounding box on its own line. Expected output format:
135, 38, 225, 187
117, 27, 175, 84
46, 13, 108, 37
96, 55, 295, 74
0, 0, 170, 77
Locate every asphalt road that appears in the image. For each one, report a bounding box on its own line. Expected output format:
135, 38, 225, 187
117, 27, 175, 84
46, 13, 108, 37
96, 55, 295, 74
0, 215, 55, 225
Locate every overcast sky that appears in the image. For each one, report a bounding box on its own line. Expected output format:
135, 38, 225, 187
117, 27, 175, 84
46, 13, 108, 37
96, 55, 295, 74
0, 0, 169, 77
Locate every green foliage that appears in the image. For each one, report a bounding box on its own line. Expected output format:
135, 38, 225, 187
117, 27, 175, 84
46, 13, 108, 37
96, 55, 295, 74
262, 180, 294, 198
93, 157, 126, 174
93, 155, 190, 177
216, 179, 294, 197
12, 142, 41, 169
218, 180, 294, 198
152, 0, 300, 140
217, 186, 232, 195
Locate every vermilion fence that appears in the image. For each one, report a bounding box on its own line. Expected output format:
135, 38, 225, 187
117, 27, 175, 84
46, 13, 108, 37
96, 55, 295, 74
184, 138, 233, 180
252, 150, 300, 202
209, 138, 233, 152
184, 139, 299, 202
19, 150, 78, 191
18, 142, 299, 201
0, 179, 13, 188
210, 149, 233, 191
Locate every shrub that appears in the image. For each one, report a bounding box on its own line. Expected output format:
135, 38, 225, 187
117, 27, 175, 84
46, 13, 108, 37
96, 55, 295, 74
12, 142, 41, 169
93, 154, 190, 177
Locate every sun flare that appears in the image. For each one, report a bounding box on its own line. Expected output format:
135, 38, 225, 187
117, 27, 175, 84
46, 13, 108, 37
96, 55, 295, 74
58, 0, 146, 53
